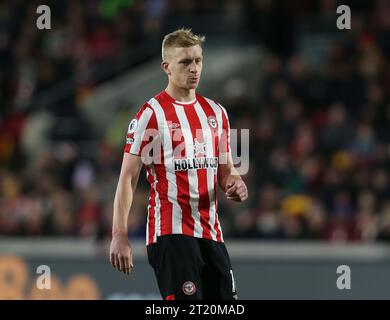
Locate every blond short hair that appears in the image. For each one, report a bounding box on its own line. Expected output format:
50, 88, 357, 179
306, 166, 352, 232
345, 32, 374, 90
162, 28, 206, 61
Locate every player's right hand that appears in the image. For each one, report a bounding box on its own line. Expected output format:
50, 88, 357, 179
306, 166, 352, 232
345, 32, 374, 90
109, 235, 133, 275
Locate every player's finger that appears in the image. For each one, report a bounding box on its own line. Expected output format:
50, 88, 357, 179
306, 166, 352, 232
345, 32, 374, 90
124, 256, 132, 274
226, 180, 236, 189
227, 195, 241, 201
239, 191, 248, 201
239, 188, 248, 196
110, 253, 117, 268
228, 189, 246, 201
110, 253, 115, 267
119, 256, 126, 274
117, 254, 124, 271
226, 180, 235, 188
123, 256, 130, 275
112, 254, 120, 270
226, 184, 237, 195
234, 185, 246, 196
227, 187, 244, 200
239, 187, 248, 196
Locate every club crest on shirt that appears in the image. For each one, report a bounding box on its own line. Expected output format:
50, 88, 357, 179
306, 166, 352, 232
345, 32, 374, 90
182, 281, 196, 295
208, 116, 217, 129
128, 119, 138, 134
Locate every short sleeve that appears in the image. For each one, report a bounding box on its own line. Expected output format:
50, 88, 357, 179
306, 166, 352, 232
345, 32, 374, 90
124, 103, 158, 156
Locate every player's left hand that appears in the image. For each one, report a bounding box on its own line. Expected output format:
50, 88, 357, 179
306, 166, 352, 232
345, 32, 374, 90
225, 177, 248, 202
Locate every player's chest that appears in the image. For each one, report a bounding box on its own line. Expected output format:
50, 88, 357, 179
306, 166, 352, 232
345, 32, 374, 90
157, 106, 219, 137
156, 108, 219, 157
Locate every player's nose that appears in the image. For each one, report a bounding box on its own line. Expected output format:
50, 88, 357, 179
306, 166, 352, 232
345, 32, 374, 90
189, 61, 198, 73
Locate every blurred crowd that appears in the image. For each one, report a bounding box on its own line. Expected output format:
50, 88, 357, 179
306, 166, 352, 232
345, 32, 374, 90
1, 0, 390, 243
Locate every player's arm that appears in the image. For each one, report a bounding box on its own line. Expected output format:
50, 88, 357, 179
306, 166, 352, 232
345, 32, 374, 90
218, 152, 248, 202
217, 103, 248, 202
110, 152, 143, 275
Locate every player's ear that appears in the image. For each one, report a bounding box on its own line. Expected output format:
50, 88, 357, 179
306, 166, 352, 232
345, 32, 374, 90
161, 61, 170, 76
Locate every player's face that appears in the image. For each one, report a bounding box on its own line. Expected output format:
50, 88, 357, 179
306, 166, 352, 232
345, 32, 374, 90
164, 45, 203, 90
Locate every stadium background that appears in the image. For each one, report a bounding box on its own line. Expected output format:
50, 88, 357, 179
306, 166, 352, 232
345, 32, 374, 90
1, 0, 390, 299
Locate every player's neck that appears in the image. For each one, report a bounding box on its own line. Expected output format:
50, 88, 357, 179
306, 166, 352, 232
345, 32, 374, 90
165, 85, 196, 103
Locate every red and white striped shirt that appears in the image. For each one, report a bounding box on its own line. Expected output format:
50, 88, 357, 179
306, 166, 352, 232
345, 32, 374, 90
124, 90, 231, 245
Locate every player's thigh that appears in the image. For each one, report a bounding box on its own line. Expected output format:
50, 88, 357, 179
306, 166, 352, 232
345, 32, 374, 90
201, 241, 237, 300
149, 235, 205, 300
